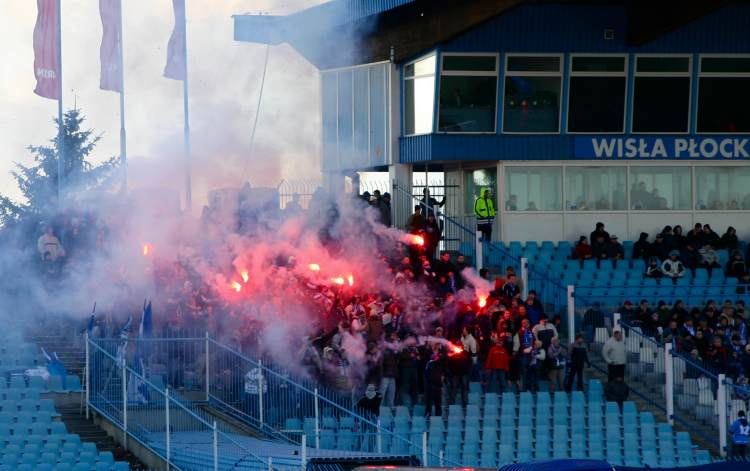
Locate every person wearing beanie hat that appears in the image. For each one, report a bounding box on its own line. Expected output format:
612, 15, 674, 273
730, 410, 750, 457
633, 232, 651, 261
661, 250, 685, 283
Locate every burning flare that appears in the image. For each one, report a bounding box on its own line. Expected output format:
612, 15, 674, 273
347, 274, 355, 287
142, 243, 151, 256
404, 234, 425, 247
331, 277, 345, 286
449, 343, 464, 355
478, 295, 488, 308
240, 270, 249, 283
308, 263, 321, 272
231, 281, 242, 292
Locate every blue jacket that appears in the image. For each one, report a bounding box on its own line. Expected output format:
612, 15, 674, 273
730, 418, 750, 445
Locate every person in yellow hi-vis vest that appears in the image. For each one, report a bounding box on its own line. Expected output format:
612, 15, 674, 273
474, 187, 495, 242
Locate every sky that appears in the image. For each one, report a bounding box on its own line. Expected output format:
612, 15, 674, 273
0, 0, 325, 209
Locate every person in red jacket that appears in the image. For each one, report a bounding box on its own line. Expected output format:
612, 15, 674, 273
484, 332, 510, 393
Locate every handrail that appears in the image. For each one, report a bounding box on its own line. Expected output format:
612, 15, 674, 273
88, 338, 273, 470
208, 337, 457, 466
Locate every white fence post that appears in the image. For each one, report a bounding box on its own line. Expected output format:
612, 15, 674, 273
301, 434, 307, 470
213, 420, 219, 470
664, 344, 674, 426
258, 359, 264, 428
377, 419, 382, 454
314, 388, 320, 449
268, 457, 273, 471
166, 387, 171, 466
613, 312, 621, 331
718, 374, 727, 458
422, 431, 428, 466
567, 285, 575, 342
475, 233, 483, 271
205, 331, 210, 401
520, 257, 529, 300
84, 332, 90, 420
122, 362, 127, 450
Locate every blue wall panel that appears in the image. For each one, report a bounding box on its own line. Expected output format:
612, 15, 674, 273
441, 3, 750, 54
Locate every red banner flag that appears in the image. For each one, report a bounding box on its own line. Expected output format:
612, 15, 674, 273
33, 0, 60, 100
164, 0, 186, 81
99, 0, 122, 92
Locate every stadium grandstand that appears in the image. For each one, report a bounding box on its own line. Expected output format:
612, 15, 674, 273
6, 1, 750, 471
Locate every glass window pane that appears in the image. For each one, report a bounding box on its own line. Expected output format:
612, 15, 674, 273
438, 76, 497, 132
443, 56, 496, 72
565, 167, 626, 211
572, 56, 625, 72
568, 77, 626, 132
632, 77, 690, 133
505, 167, 562, 211
413, 55, 436, 76
695, 167, 750, 210
630, 167, 691, 210
697, 77, 750, 133
507, 56, 561, 72
701, 57, 750, 73
464, 169, 497, 214
502, 76, 560, 132
404, 79, 415, 134
636, 57, 690, 73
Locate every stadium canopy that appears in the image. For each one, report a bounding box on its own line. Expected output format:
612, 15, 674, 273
233, 0, 734, 70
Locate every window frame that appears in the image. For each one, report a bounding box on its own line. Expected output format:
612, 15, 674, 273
630, 54, 692, 135
436, 52, 500, 135
501, 53, 564, 135
696, 53, 750, 135
503, 163, 564, 212
566, 53, 629, 135
403, 52, 438, 137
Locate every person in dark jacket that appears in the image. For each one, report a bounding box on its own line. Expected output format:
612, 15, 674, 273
591, 235, 609, 261
702, 224, 720, 247
397, 344, 419, 407
606, 235, 625, 262
632, 232, 650, 261
650, 234, 670, 261
686, 223, 704, 249
565, 334, 591, 392
590, 222, 611, 245
379, 337, 399, 407
605, 376, 630, 412
681, 243, 702, 271
721, 226, 739, 252
356, 384, 382, 417
727, 250, 749, 280
424, 349, 445, 416
447, 347, 472, 406
672, 225, 686, 252
423, 214, 442, 260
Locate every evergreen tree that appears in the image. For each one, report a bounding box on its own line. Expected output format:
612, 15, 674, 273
0, 108, 119, 229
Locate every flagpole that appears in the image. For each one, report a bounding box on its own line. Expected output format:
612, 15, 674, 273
57, 0, 65, 206
118, 0, 127, 194
182, 1, 192, 213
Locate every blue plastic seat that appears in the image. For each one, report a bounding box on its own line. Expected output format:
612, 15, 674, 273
66, 376, 82, 392
47, 376, 64, 393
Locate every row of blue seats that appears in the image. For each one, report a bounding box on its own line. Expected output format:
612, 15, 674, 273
0, 464, 129, 471
0, 376, 82, 393
0, 398, 56, 413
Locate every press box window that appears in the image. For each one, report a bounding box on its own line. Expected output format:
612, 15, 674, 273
629, 166, 691, 211
404, 54, 436, 135
504, 166, 562, 211
565, 166, 626, 211
567, 55, 627, 133
695, 167, 750, 210
438, 55, 498, 133
632, 56, 691, 133
502, 55, 562, 133
697, 56, 750, 133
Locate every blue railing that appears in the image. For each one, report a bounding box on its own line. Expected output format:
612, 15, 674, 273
87, 337, 274, 471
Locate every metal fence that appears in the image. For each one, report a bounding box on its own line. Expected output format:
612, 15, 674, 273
87, 336, 279, 471
570, 291, 735, 458
277, 179, 322, 210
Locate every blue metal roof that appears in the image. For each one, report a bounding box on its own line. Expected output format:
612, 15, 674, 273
234, 0, 417, 45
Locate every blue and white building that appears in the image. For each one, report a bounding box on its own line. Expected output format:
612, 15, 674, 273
234, 0, 750, 242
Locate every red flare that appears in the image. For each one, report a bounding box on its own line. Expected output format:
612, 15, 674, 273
142, 243, 151, 256
478, 295, 487, 308
331, 277, 345, 286
231, 281, 242, 292
240, 270, 249, 283
309, 263, 321, 272
347, 274, 354, 287
449, 343, 463, 355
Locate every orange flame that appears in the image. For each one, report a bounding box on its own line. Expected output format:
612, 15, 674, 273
231, 281, 242, 292
309, 263, 321, 272
347, 274, 354, 286
478, 295, 487, 308
331, 277, 345, 285
142, 244, 151, 256
449, 343, 463, 355
240, 270, 249, 283
407, 234, 425, 246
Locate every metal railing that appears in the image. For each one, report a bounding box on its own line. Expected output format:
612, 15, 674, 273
87, 335, 277, 471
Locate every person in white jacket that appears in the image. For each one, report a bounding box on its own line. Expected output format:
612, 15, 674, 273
661, 250, 685, 282
602, 329, 627, 381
